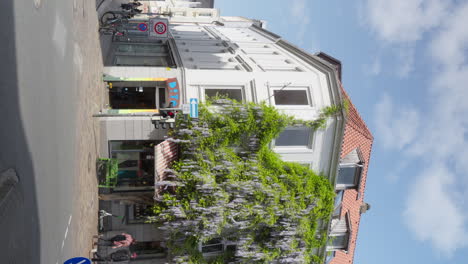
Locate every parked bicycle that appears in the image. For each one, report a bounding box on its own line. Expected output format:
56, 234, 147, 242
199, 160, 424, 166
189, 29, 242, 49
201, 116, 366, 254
98, 209, 125, 232
100, 15, 128, 27
121, 2, 142, 10
100, 9, 141, 25
99, 26, 127, 37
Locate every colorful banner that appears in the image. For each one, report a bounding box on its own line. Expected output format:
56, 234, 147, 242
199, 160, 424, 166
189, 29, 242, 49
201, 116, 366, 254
103, 74, 168, 82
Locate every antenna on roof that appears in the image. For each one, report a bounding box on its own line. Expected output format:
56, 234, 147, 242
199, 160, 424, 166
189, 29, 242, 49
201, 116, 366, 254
262, 82, 292, 103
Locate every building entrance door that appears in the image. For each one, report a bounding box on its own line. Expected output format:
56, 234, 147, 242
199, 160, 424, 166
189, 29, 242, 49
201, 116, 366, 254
109, 87, 156, 109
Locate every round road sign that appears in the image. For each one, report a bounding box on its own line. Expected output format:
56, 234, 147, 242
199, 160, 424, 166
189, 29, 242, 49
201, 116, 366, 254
138, 23, 148, 32
154, 22, 167, 35
64, 257, 91, 264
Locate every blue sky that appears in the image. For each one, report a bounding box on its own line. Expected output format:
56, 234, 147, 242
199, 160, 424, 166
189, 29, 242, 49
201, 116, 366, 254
216, 0, 468, 263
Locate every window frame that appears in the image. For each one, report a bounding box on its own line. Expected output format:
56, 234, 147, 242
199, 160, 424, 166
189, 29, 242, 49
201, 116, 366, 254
336, 163, 363, 190
270, 86, 313, 108
201, 85, 245, 103
327, 213, 352, 252
273, 126, 314, 152
111, 42, 175, 67
333, 190, 344, 218
199, 238, 225, 257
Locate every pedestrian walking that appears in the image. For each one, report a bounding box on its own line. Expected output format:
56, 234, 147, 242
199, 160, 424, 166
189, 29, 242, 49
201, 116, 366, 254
92, 249, 138, 262
97, 233, 136, 248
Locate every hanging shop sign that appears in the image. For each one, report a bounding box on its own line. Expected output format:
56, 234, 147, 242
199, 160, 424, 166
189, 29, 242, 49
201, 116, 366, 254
166, 78, 180, 107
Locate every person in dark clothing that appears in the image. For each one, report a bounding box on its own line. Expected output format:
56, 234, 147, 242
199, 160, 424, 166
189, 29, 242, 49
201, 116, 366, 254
92, 249, 137, 262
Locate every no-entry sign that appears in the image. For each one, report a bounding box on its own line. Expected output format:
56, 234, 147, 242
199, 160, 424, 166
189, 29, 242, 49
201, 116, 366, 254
149, 18, 169, 38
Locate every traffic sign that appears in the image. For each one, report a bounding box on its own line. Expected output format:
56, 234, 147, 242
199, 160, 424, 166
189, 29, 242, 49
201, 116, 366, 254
64, 257, 91, 264
137, 23, 148, 32
149, 18, 168, 38
182, 104, 190, 114
190, 98, 198, 118
154, 22, 167, 35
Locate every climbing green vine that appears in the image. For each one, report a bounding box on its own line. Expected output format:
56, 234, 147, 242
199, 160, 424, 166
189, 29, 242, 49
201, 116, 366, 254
152, 98, 342, 263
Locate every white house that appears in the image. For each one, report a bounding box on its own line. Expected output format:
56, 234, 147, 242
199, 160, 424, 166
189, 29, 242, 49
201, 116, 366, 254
96, 11, 347, 263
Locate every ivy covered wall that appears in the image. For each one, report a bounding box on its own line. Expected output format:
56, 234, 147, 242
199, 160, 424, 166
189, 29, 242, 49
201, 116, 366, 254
152, 99, 336, 263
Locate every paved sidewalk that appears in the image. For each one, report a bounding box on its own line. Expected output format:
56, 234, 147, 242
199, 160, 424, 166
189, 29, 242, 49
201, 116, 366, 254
68, 0, 107, 259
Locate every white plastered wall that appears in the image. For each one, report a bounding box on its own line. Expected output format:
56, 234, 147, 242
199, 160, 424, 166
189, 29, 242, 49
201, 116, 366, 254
169, 24, 338, 176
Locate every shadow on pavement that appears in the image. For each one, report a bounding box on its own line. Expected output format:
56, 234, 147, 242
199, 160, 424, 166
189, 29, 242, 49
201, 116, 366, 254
0, 0, 41, 263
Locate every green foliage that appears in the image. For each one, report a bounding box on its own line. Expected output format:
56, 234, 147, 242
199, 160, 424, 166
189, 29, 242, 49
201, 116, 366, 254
154, 99, 336, 263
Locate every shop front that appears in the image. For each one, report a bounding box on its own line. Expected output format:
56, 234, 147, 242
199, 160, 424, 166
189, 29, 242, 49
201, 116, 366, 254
95, 140, 179, 263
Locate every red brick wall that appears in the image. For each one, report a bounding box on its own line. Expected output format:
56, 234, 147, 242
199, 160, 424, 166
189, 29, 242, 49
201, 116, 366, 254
330, 90, 373, 264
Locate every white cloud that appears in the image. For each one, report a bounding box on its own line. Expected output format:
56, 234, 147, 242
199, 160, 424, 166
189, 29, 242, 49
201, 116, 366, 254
363, 0, 452, 43
429, 2, 468, 67
403, 164, 468, 256
374, 94, 420, 151
362, 0, 453, 78
364, 0, 468, 256
289, 0, 310, 45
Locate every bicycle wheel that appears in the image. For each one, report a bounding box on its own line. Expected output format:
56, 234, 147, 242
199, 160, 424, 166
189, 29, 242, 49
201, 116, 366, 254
101, 11, 117, 25
99, 27, 114, 35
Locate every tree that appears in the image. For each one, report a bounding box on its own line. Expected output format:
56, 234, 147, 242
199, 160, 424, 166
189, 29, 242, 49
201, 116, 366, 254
152, 99, 339, 263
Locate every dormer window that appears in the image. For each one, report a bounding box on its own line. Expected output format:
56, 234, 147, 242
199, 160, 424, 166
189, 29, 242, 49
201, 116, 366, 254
327, 213, 352, 252
336, 148, 364, 190
332, 190, 344, 218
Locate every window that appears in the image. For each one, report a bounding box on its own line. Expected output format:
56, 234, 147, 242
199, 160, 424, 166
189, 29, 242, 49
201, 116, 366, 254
327, 214, 351, 251
336, 164, 363, 189
275, 127, 312, 148
196, 62, 241, 71
337, 148, 364, 189
204, 87, 244, 102
112, 42, 175, 67
328, 233, 350, 249
114, 56, 169, 66
201, 238, 224, 254
272, 89, 310, 106
127, 204, 154, 224
333, 191, 344, 217
109, 140, 159, 190
260, 65, 303, 72
130, 241, 167, 258
117, 44, 167, 53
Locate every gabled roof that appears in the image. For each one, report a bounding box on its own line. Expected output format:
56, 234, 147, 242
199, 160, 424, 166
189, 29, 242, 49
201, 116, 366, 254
330, 88, 373, 264
341, 88, 373, 142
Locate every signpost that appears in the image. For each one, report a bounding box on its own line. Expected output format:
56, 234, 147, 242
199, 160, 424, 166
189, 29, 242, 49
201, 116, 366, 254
190, 98, 198, 118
